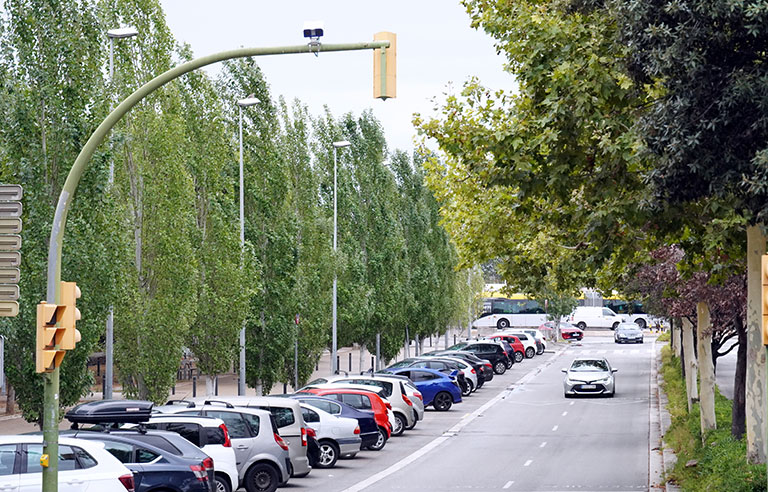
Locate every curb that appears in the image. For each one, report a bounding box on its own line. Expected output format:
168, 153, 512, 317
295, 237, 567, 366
654, 343, 680, 491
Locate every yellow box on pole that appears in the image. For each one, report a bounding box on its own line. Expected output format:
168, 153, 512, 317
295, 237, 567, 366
373, 32, 396, 100
36, 302, 61, 373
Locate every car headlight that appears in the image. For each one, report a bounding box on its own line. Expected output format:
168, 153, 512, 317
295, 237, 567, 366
595, 377, 611, 384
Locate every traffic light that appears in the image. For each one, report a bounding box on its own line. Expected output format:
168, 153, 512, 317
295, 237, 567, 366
763, 255, 768, 345
36, 302, 62, 373
35, 281, 81, 373
373, 32, 396, 100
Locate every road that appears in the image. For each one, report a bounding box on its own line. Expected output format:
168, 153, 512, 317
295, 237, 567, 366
282, 335, 658, 492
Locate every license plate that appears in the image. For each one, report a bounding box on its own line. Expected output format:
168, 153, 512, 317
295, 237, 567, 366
581, 384, 596, 389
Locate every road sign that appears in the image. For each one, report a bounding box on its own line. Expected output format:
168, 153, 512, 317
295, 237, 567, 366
0, 269, 19, 284
0, 185, 22, 202
0, 285, 18, 301
0, 235, 20, 251
0, 252, 20, 268
0, 202, 21, 218
0, 219, 21, 234
0, 302, 18, 317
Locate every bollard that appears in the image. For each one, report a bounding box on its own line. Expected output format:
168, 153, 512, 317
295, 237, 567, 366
215, 376, 219, 396
349, 352, 352, 372
102, 374, 106, 392
172, 384, 176, 395
97, 359, 101, 377
371, 356, 375, 372
336, 355, 340, 374
429, 336, 432, 347
283, 383, 287, 394
192, 376, 197, 397
454, 334, 457, 344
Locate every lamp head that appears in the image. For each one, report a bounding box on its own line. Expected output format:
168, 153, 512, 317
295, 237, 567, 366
107, 27, 139, 39
237, 95, 260, 108
333, 140, 351, 149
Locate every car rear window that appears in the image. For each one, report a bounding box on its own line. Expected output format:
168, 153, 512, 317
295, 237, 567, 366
148, 422, 201, 448
128, 434, 183, 455
241, 413, 261, 436
206, 411, 250, 438
205, 425, 227, 445
252, 406, 295, 429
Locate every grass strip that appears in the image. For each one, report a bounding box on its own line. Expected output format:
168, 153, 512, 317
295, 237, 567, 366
660, 346, 764, 490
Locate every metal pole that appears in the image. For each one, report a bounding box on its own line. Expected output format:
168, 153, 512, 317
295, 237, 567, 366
238, 105, 246, 396
105, 307, 113, 399
42, 40, 390, 492
332, 145, 338, 376
294, 335, 298, 390
376, 332, 381, 371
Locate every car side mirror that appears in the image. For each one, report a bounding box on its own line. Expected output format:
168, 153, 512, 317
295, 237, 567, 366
561, 368, 567, 373
612, 368, 618, 373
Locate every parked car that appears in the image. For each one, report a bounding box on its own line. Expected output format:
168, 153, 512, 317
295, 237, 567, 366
562, 357, 617, 397
568, 306, 623, 330
154, 401, 293, 492
499, 331, 537, 358
506, 328, 547, 355
290, 395, 378, 455
485, 334, 526, 363
297, 388, 391, 451
299, 403, 361, 468
424, 350, 493, 386
383, 357, 473, 395
135, 413, 238, 492
64, 430, 214, 492
539, 321, 584, 341
445, 341, 512, 374
0, 435, 135, 492
313, 374, 417, 435
183, 397, 310, 479
383, 367, 463, 411
614, 322, 644, 344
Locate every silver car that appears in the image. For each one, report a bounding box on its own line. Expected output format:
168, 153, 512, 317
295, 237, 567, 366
562, 357, 617, 397
614, 323, 644, 344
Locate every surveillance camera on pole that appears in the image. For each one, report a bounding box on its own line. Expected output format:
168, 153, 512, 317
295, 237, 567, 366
303, 21, 324, 55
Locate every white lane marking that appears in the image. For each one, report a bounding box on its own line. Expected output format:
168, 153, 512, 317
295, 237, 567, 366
524, 460, 532, 467
503, 481, 514, 489
569, 401, 575, 406
540, 441, 547, 448
341, 346, 569, 492
552, 425, 558, 431
562, 411, 568, 416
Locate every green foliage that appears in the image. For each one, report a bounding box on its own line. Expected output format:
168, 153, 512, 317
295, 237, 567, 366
660, 347, 763, 490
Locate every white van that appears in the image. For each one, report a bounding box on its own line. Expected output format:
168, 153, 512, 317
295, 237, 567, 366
568, 306, 623, 330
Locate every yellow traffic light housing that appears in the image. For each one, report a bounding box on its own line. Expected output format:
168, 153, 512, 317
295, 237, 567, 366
373, 32, 396, 100
36, 302, 62, 373
763, 255, 768, 345
35, 281, 81, 373
58, 281, 81, 351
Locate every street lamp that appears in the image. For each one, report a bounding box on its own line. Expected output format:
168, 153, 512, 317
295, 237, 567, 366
331, 140, 351, 375
104, 26, 138, 401
237, 96, 260, 395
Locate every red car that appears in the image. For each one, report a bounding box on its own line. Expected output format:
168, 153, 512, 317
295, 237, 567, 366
487, 334, 526, 363
539, 321, 584, 341
298, 387, 392, 451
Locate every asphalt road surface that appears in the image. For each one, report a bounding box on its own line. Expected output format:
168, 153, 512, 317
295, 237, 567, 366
282, 335, 658, 492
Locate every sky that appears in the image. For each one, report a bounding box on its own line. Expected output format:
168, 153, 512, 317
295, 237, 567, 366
158, 0, 514, 152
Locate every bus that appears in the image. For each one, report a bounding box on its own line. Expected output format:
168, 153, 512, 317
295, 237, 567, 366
472, 295, 549, 329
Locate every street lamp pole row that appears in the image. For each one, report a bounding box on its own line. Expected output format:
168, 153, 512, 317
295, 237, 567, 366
42, 39, 390, 492
331, 140, 351, 376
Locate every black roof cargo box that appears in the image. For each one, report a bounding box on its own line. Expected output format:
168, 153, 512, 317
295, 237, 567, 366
65, 400, 153, 424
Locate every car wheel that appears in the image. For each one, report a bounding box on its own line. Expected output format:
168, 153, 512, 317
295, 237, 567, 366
214, 475, 232, 492
514, 351, 524, 363
366, 427, 388, 451
577, 322, 587, 330
636, 318, 647, 329
392, 413, 406, 436
433, 391, 453, 411
525, 347, 535, 359
505, 359, 513, 369
493, 361, 507, 374
612, 322, 619, 330
466, 379, 475, 394
497, 318, 510, 329
536, 346, 544, 355
244, 463, 278, 492
461, 380, 472, 397
317, 440, 339, 468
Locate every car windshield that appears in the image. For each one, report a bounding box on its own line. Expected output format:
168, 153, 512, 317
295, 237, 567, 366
570, 359, 609, 372
618, 324, 639, 331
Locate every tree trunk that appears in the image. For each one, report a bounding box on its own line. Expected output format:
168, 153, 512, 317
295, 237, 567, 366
359, 344, 365, 373
746, 225, 766, 463
697, 302, 716, 435
205, 375, 216, 396
733, 314, 747, 439
682, 317, 698, 412
4, 385, 14, 415
673, 318, 682, 358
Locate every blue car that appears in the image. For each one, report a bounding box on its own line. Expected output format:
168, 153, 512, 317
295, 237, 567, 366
381, 367, 462, 411
290, 395, 379, 452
